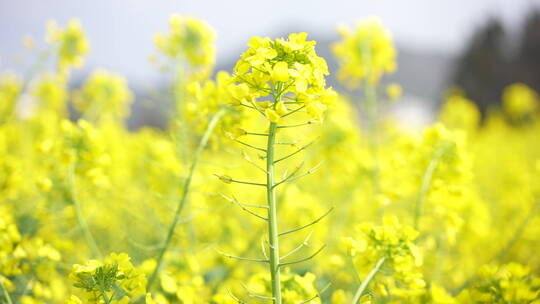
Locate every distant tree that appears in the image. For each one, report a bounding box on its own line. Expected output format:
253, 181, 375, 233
452, 10, 540, 116
452, 18, 507, 114
518, 10, 540, 90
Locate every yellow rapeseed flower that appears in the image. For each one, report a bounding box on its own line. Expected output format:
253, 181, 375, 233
154, 14, 216, 77
333, 17, 396, 88
230, 32, 335, 122
502, 83, 538, 121
74, 69, 133, 123
46, 19, 89, 71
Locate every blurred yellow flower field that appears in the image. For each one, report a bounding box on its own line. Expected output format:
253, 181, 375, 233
1, 15, 540, 304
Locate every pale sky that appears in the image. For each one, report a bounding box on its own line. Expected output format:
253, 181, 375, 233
1, 0, 539, 85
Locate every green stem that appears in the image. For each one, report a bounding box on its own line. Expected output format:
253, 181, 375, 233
359, 41, 380, 197
351, 257, 385, 304
68, 165, 102, 258
100, 288, 111, 304
413, 145, 449, 230
364, 79, 380, 196
0, 280, 13, 304
266, 122, 282, 304
147, 109, 225, 290
99, 285, 112, 304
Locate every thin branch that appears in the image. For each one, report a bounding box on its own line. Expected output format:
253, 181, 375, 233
217, 250, 269, 263
283, 97, 301, 103
298, 295, 319, 304
279, 207, 334, 237
240, 103, 257, 110
220, 195, 268, 209
251, 65, 271, 75
277, 121, 314, 129
214, 174, 267, 187
288, 170, 319, 184
222, 194, 268, 221
232, 138, 267, 153
275, 162, 323, 187
351, 257, 385, 304
281, 105, 305, 118
286, 170, 319, 184
275, 142, 299, 146
0, 280, 13, 304
278, 80, 296, 95
234, 74, 272, 94
227, 289, 247, 304
280, 231, 313, 260
298, 283, 331, 304
238, 203, 268, 209
274, 140, 317, 164
274, 163, 304, 187
246, 132, 269, 137
240, 102, 266, 117
242, 151, 268, 174
241, 283, 275, 300
261, 238, 269, 260
278, 244, 326, 267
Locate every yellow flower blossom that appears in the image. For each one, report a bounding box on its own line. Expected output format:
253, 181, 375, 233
46, 19, 89, 70
503, 83, 539, 121
230, 32, 334, 122
74, 69, 134, 123
333, 17, 396, 87
154, 14, 216, 77
386, 83, 402, 100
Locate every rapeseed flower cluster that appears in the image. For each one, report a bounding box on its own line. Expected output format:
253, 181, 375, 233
154, 14, 216, 79
73, 70, 133, 124
230, 32, 337, 122
67, 253, 147, 304
46, 19, 89, 71
332, 17, 396, 88
503, 83, 539, 122
341, 216, 425, 303
458, 263, 540, 303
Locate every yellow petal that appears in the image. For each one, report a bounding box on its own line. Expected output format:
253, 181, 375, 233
272, 61, 289, 82
265, 108, 280, 123
276, 101, 288, 116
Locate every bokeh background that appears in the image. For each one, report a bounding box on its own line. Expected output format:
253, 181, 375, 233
1, 0, 540, 127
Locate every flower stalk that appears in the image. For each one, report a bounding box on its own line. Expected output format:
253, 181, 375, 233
266, 121, 282, 304
221, 32, 334, 303
413, 144, 451, 230
147, 109, 225, 290
67, 165, 102, 259
0, 280, 13, 304
351, 257, 385, 304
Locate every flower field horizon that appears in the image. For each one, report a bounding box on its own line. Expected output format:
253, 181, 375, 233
1, 14, 540, 304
